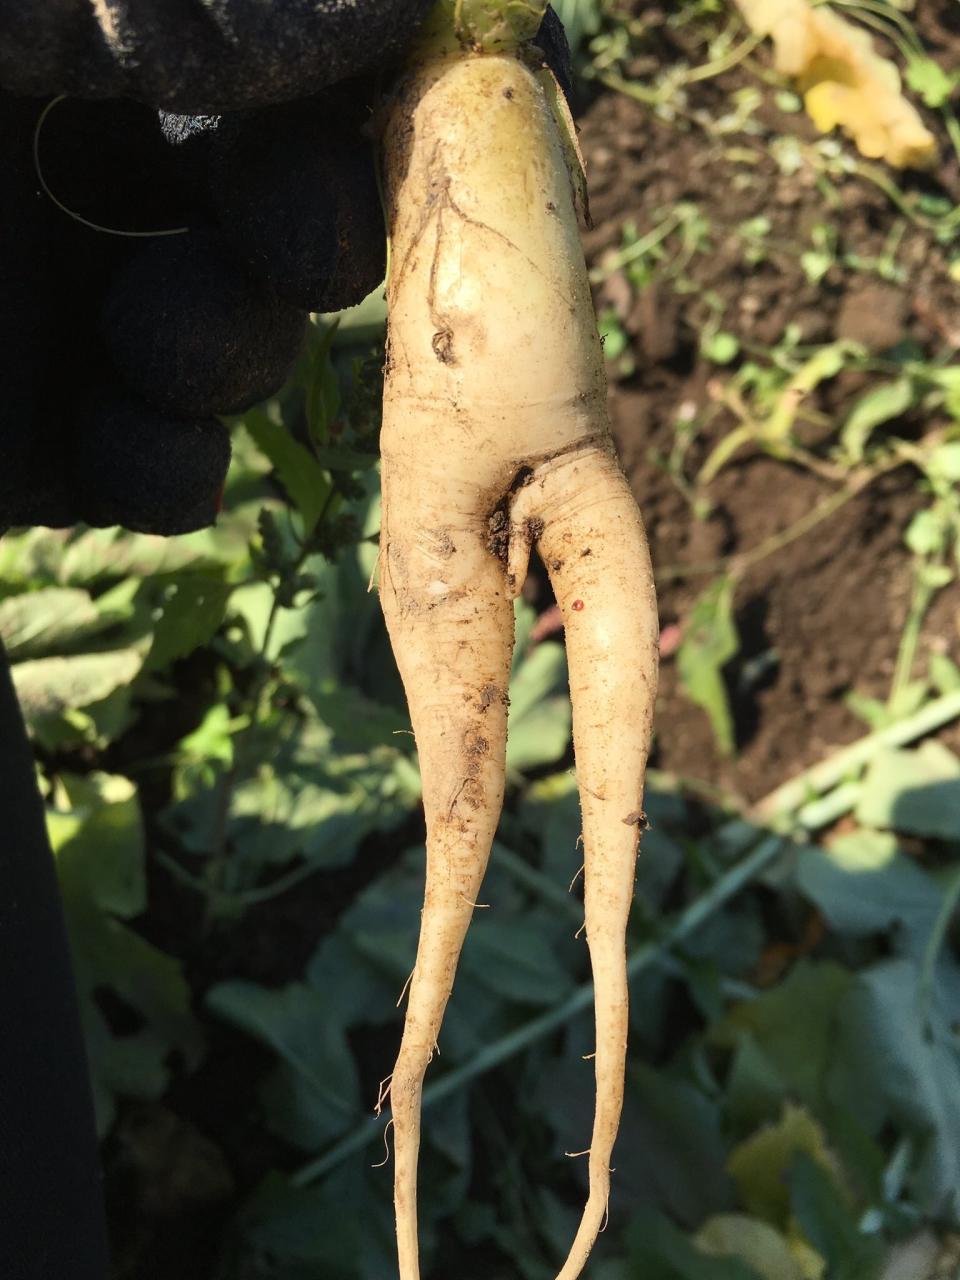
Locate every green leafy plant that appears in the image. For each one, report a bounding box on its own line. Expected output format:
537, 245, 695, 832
48, 772, 204, 1134
676, 577, 740, 756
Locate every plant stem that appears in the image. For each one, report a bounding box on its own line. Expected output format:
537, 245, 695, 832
200, 593, 282, 919
682, 32, 763, 84
593, 29, 761, 107
887, 561, 937, 712
832, 1, 916, 65
832, 0, 923, 55
493, 843, 582, 919
156, 849, 325, 910
201, 763, 240, 928
593, 69, 661, 106
917, 862, 960, 1032
789, 779, 861, 831
944, 106, 960, 170
750, 687, 960, 822
192, 484, 342, 912
656, 460, 893, 584
851, 160, 960, 234
733, 476, 862, 573
696, 422, 757, 488
588, 211, 684, 283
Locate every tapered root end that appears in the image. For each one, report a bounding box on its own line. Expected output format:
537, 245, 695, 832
389, 882, 499, 1280
531, 446, 658, 1280
392, 1054, 428, 1280
553, 956, 627, 1280
554, 1180, 611, 1280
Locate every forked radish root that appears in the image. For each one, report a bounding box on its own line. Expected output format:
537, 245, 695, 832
377, 4, 659, 1276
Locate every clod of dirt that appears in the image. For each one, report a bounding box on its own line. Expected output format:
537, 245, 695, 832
630, 283, 680, 365
835, 283, 907, 350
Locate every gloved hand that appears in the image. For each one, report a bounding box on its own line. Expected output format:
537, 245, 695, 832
0, 1, 571, 537
0, 0, 431, 534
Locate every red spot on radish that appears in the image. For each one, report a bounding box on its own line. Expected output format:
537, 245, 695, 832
572, 599, 585, 612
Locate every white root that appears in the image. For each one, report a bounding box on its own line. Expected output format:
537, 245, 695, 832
378, 39, 658, 1280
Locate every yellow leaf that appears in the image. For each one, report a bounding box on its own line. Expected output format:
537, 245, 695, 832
696, 1214, 809, 1279
785, 1223, 828, 1279
733, 0, 937, 168
727, 1102, 844, 1225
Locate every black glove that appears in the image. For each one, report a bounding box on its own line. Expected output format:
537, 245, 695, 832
0, 2, 570, 537
0, 0, 435, 535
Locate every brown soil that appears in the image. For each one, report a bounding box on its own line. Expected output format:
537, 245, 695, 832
575, 16, 960, 801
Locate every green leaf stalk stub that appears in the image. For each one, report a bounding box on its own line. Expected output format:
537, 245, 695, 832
418, 0, 548, 54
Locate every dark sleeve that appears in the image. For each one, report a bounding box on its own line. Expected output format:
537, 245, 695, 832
0, 0, 432, 112
0, 644, 109, 1280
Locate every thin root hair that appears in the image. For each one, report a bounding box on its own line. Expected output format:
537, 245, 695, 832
372, 1118, 396, 1169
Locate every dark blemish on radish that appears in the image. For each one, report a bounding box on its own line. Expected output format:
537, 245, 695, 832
486, 507, 509, 562
479, 683, 509, 710
509, 465, 534, 492
432, 329, 455, 363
